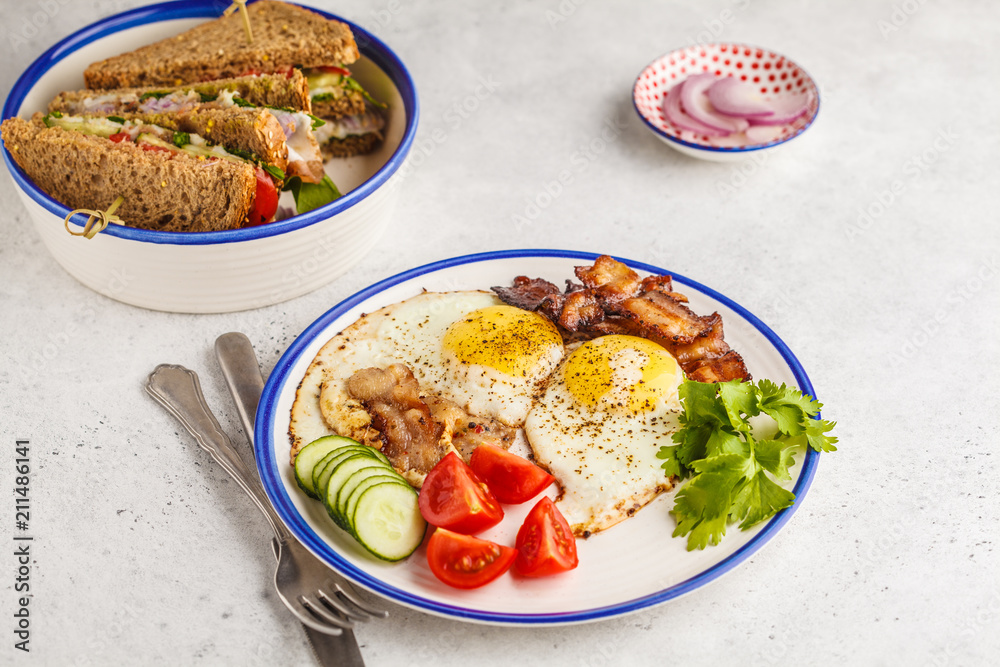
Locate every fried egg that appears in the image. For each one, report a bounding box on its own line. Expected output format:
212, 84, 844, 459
289, 291, 564, 461
524, 335, 684, 536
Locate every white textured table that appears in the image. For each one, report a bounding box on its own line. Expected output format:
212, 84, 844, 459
2, 1, 998, 665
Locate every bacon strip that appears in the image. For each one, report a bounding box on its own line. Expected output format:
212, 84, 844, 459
491, 255, 751, 382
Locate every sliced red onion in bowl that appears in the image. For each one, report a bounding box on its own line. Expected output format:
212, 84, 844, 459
679, 73, 749, 134
662, 84, 728, 137
746, 91, 814, 126
706, 77, 774, 118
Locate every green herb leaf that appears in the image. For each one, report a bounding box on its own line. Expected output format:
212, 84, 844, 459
282, 174, 342, 214
106, 115, 126, 125
138, 91, 170, 101
659, 378, 837, 551
199, 93, 218, 103
343, 75, 387, 109
171, 131, 191, 148
231, 95, 256, 108
262, 164, 286, 182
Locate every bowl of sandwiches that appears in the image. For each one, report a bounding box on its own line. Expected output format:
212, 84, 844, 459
1, 0, 418, 313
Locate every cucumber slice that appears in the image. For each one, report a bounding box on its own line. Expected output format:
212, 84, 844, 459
313, 450, 380, 500
293, 435, 365, 499
335, 469, 406, 524
343, 476, 410, 536
322, 458, 390, 528
350, 483, 426, 562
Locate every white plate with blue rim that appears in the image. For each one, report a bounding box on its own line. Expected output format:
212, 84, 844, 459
255, 249, 823, 625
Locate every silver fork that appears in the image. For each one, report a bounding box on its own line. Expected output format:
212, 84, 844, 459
145, 363, 384, 636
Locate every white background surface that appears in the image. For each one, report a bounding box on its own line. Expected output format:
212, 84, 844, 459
1, 1, 998, 665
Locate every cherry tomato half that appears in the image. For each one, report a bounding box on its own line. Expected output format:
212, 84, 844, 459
426, 528, 516, 589
108, 132, 130, 143
418, 452, 503, 534
139, 143, 174, 155
246, 167, 279, 226
514, 497, 578, 577
469, 444, 555, 505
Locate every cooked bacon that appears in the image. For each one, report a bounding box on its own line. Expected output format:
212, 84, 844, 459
685, 350, 750, 384
575, 254, 642, 304
609, 291, 719, 344
558, 290, 605, 332
491, 276, 561, 311
492, 255, 751, 383
346, 364, 518, 484
424, 396, 515, 462
346, 365, 448, 476
669, 318, 731, 365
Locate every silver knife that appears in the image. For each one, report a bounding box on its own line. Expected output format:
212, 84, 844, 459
215, 332, 367, 667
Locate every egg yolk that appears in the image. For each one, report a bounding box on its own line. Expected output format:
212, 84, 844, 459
442, 305, 563, 378
562, 335, 682, 414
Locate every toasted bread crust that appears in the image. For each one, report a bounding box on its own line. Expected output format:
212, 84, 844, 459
84, 1, 359, 89
320, 132, 381, 159
1, 116, 255, 232
51, 71, 312, 114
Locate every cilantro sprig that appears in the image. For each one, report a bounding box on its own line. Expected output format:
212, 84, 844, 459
657, 379, 837, 551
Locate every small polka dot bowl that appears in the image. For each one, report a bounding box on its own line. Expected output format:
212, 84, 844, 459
633, 44, 819, 162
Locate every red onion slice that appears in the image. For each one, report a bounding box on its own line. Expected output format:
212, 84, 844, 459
706, 77, 775, 118
747, 91, 814, 126
662, 84, 728, 137
679, 73, 749, 134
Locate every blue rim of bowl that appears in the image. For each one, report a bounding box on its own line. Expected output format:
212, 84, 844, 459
631, 43, 820, 155
255, 248, 823, 625
1, 0, 419, 246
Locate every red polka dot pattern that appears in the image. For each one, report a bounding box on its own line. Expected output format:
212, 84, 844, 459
633, 43, 819, 149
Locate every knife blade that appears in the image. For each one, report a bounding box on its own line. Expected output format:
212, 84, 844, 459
215, 332, 367, 667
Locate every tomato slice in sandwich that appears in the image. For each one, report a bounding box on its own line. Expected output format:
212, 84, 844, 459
247, 167, 279, 226
469, 443, 555, 505
514, 497, 578, 577
418, 452, 503, 534
426, 528, 516, 589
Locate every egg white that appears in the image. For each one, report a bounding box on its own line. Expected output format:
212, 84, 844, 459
524, 336, 684, 536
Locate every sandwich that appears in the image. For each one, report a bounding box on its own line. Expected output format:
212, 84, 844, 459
1, 101, 339, 232
48, 71, 327, 184
83, 0, 385, 159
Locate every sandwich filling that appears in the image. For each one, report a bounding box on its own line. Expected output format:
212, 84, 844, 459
54, 85, 326, 184
305, 68, 386, 149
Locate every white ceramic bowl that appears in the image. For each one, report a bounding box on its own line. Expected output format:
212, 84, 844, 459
633, 43, 818, 162
2, 1, 418, 313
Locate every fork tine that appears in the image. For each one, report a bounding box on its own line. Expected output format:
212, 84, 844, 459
326, 581, 390, 619
300, 594, 356, 631
317, 589, 374, 622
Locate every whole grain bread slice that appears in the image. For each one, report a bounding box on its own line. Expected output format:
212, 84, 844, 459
111, 107, 290, 173
1, 115, 255, 232
51, 70, 312, 115
85, 1, 359, 90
